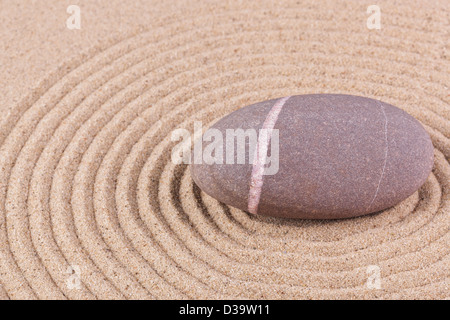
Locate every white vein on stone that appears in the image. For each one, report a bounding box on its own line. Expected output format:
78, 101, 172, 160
247, 96, 290, 214
367, 102, 389, 212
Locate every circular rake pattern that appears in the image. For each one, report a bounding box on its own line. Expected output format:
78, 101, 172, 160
0, 6, 449, 300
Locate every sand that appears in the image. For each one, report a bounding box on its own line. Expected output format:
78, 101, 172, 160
0, 0, 448, 300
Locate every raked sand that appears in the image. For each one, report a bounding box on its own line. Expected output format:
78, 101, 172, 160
0, 0, 448, 299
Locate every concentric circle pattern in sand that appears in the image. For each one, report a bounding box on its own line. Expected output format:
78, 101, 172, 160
0, 1, 449, 300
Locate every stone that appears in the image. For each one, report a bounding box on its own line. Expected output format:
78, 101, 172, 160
190, 94, 434, 219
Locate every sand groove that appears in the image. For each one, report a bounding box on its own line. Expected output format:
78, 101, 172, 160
0, 2, 448, 299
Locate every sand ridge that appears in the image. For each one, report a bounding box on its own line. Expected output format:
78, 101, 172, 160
0, 0, 448, 299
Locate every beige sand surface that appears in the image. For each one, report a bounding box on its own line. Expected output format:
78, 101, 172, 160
0, 0, 448, 300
